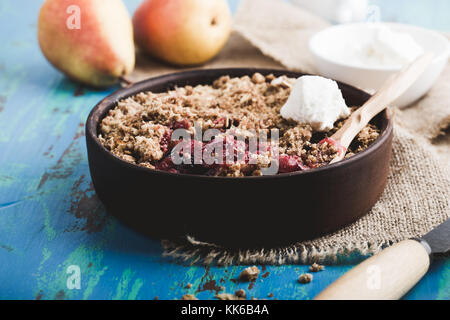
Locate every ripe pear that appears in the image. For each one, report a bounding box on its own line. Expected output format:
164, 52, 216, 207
38, 0, 135, 87
133, 0, 231, 66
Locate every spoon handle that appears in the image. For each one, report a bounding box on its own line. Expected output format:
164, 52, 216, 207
331, 53, 434, 153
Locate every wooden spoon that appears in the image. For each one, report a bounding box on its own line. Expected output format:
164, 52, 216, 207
326, 53, 434, 164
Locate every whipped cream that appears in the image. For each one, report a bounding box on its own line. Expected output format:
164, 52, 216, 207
280, 76, 350, 132
338, 25, 424, 68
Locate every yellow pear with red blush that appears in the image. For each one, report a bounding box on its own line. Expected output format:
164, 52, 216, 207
38, 0, 135, 87
133, 0, 232, 66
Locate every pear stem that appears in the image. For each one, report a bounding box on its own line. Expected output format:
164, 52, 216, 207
119, 76, 134, 88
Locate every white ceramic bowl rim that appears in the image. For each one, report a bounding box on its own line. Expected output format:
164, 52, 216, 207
309, 22, 450, 72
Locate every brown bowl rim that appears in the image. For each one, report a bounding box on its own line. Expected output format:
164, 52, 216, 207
86, 68, 393, 180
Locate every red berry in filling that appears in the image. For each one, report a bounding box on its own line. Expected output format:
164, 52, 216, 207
171, 119, 191, 130
213, 117, 231, 130
160, 130, 172, 154
278, 155, 308, 173
157, 132, 309, 175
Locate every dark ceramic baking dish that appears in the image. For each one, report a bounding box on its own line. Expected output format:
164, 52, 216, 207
86, 68, 393, 248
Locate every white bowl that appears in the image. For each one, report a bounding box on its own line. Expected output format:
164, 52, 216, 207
309, 22, 450, 107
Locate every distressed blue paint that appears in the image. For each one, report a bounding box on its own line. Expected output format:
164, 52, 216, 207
0, 0, 448, 300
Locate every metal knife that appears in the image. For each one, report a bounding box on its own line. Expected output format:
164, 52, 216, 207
314, 218, 450, 300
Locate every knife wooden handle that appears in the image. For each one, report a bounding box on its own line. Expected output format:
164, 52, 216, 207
314, 240, 430, 300
330, 53, 434, 154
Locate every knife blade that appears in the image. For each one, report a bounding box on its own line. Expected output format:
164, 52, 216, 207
421, 218, 450, 255
315, 218, 450, 300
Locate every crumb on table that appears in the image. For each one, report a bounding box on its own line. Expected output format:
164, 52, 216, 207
235, 289, 247, 299
298, 273, 313, 284
309, 263, 325, 272
238, 266, 260, 282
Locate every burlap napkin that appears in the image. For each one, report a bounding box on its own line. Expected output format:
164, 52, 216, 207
232, 0, 329, 73
395, 62, 450, 140
131, 0, 450, 265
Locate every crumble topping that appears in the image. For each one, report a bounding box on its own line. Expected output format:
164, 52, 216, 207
99, 73, 380, 176
238, 266, 260, 282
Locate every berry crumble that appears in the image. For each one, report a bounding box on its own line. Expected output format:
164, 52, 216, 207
98, 73, 380, 176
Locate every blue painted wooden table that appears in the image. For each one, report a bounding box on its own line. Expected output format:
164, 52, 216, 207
0, 0, 448, 300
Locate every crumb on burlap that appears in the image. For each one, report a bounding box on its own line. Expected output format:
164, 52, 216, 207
181, 294, 198, 300
238, 266, 260, 282
235, 289, 247, 299
309, 263, 325, 272
298, 273, 313, 284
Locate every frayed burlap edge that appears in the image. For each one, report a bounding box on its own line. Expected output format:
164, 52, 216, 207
162, 237, 389, 266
